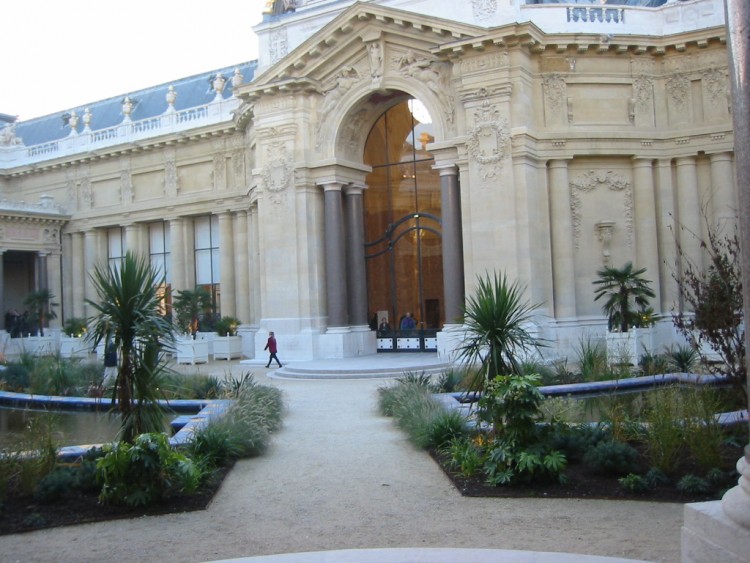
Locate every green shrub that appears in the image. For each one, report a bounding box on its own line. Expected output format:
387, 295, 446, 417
478, 374, 545, 445
619, 473, 651, 493
574, 336, 608, 382
215, 316, 241, 337
443, 437, 484, 478
583, 440, 639, 476
483, 440, 566, 486
667, 344, 697, 373
549, 424, 608, 463
638, 351, 670, 376
645, 467, 670, 488
434, 368, 466, 393
0, 363, 30, 391
34, 467, 77, 503
96, 432, 203, 507
63, 317, 88, 337
677, 474, 712, 495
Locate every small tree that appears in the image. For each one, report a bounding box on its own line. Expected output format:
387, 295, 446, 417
672, 222, 746, 397
215, 316, 241, 337
23, 289, 58, 337
171, 287, 212, 338
593, 262, 655, 333
457, 271, 544, 392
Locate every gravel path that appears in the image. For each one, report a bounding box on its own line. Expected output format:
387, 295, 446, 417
0, 370, 684, 563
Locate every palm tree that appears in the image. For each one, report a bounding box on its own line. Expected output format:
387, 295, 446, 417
593, 262, 655, 333
457, 272, 544, 392
23, 289, 58, 337
86, 252, 174, 443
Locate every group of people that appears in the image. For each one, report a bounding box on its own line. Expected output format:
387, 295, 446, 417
4, 309, 28, 338
373, 311, 419, 335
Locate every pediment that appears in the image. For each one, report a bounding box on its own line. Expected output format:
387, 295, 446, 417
241, 2, 484, 99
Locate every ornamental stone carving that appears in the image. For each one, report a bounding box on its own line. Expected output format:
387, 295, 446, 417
666, 73, 690, 112
269, 28, 288, 64
466, 100, 511, 181
367, 41, 384, 82
165, 148, 178, 197
392, 50, 454, 128
261, 133, 294, 204
543, 74, 566, 111
80, 177, 93, 209
569, 171, 633, 250
632, 76, 653, 113
472, 0, 497, 20
316, 66, 362, 152
461, 52, 509, 75
702, 67, 728, 105
121, 170, 133, 203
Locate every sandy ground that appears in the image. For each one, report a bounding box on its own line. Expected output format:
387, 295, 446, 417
0, 365, 685, 563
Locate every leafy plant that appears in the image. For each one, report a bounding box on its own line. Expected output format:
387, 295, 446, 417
583, 440, 639, 476
573, 335, 608, 382
215, 316, 241, 337
96, 432, 202, 507
671, 218, 746, 396
677, 474, 712, 495
62, 317, 88, 338
593, 262, 655, 333
86, 251, 175, 443
457, 271, 544, 392
478, 374, 545, 445
23, 289, 59, 337
618, 473, 650, 494
667, 344, 697, 373
171, 287, 212, 338
443, 436, 484, 477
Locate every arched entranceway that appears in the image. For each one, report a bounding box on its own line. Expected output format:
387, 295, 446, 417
363, 98, 443, 351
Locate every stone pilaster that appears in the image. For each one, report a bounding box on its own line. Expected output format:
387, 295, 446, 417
169, 218, 186, 294
71, 232, 85, 318
234, 210, 250, 324
709, 151, 738, 230
675, 156, 704, 272
548, 159, 576, 318
218, 211, 236, 317
632, 157, 661, 312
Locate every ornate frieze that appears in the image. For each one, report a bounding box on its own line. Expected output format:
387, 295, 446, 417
461, 52, 509, 75
569, 171, 633, 250
465, 99, 511, 181
543, 74, 566, 111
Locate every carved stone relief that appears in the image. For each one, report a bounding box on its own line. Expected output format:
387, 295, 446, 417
465, 99, 511, 182
392, 50, 455, 130
702, 66, 728, 106
543, 74, 566, 111
261, 131, 294, 205
315, 66, 362, 152
165, 148, 178, 197
80, 165, 92, 209
213, 153, 225, 191
269, 28, 288, 64
666, 73, 690, 112
366, 40, 384, 82
461, 52, 509, 75
472, 0, 497, 21
569, 171, 633, 250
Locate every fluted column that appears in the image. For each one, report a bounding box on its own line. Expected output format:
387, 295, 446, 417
217, 211, 236, 317
322, 182, 348, 329
169, 218, 186, 294
436, 163, 465, 325
548, 159, 577, 318
632, 158, 661, 313
234, 210, 250, 324
709, 152, 738, 231
71, 232, 85, 318
675, 156, 703, 272
344, 184, 368, 328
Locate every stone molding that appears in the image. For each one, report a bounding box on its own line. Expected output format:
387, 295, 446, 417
465, 99, 510, 181
569, 170, 633, 250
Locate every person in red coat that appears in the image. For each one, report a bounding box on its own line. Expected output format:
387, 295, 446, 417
264, 331, 282, 368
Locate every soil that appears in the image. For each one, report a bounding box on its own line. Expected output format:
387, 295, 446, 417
429, 448, 728, 503
0, 465, 230, 536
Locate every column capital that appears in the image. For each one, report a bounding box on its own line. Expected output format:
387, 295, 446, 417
548, 158, 573, 170
344, 183, 365, 196
432, 162, 458, 176
631, 156, 655, 165
318, 180, 347, 192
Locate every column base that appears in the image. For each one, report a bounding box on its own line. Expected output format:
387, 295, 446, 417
318, 328, 376, 359
682, 500, 750, 563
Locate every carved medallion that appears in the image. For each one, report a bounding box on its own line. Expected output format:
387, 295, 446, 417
466, 100, 510, 181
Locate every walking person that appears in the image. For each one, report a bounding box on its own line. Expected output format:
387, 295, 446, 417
264, 331, 282, 368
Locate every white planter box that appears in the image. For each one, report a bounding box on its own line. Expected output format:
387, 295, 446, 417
59, 336, 90, 358
175, 338, 209, 364
606, 327, 653, 366
213, 336, 242, 360
196, 331, 217, 355
20, 335, 56, 356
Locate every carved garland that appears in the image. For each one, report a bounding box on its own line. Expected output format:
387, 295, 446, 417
261, 135, 294, 204
465, 100, 511, 181
569, 171, 633, 250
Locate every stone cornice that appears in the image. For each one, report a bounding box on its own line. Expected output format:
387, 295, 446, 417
432, 22, 726, 59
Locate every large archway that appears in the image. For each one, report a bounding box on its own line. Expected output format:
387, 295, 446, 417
363, 98, 444, 348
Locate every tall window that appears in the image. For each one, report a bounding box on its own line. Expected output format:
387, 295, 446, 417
107, 227, 125, 272
149, 222, 171, 315
194, 215, 220, 319
363, 98, 443, 331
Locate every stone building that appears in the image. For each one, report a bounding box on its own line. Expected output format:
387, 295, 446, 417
0, 0, 736, 362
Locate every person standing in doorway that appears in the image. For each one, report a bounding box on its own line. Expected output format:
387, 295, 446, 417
264, 331, 282, 368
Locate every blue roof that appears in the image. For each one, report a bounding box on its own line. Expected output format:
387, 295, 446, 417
14, 60, 258, 147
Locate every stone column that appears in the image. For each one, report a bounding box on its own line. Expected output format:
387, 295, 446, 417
248, 205, 260, 325
124, 223, 143, 257
169, 218, 186, 294
83, 230, 99, 319
436, 163, 465, 326
217, 211, 236, 317
322, 182, 348, 329
71, 232, 85, 318
46, 252, 62, 329
37, 252, 48, 291
632, 158, 661, 313
709, 151, 738, 231
548, 159, 577, 318
234, 210, 250, 324
675, 156, 703, 272
344, 184, 368, 329
722, 0, 750, 534
655, 159, 679, 313
0, 250, 4, 328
